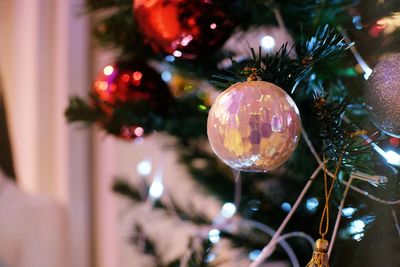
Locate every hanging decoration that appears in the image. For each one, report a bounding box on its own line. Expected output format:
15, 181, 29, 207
306, 238, 330, 267
93, 60, 172, 140
306, 154, 344, 267
365, 53, 400, 138
133, 0, 234, 59
207, 80, 301, 172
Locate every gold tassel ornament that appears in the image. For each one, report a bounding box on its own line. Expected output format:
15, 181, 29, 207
306, 239, 330, 267
307, 153, 344, 267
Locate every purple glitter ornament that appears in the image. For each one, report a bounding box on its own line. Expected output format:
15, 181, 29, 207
365, 54, 400, 137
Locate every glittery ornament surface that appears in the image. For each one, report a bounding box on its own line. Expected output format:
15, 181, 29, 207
134, 0, 234, 59
94, 61, 171, 113
365, 54, 400, 137
93, 61, 172, 140
207, 81, 301, 172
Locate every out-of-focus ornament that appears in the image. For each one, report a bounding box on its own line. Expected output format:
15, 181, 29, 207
93, 61, 172, 140
169, 74, 196, 97
169, 75, 219, 106
381, 13, 400, 35
207, 81, 301, 172
365, 54, 400, 137
390, 137, 400, 147
368, 18, 387, 38
133, 0, 234, 59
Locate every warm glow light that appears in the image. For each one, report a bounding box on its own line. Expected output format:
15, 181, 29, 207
390, 137, 400, 147
103, 65, 114, 76
382, 12, 400, 35
121, 74, 130, 83
210, 23, 217, 29
173, 50, 182, 57
98, 81, 108, 91
133, 71, 143, 81
109, 83, 117, 92
181, 35, 193, 46
134, 126, 144, 137
376, 18, 387, 27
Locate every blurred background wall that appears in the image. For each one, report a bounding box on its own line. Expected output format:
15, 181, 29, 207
0, 0, 92, 266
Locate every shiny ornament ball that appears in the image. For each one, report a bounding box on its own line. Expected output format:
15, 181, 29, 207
133, 0, 234, 59
93, 61, 172, 140
365, 54, 400, 137
207, 81, 301, 172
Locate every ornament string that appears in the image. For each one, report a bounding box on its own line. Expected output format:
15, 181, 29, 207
234, 170, 242, 208
302, 127, 400, 254
305, 153, 343, 267
319, 154, 344, 240
328, 175, 354, 257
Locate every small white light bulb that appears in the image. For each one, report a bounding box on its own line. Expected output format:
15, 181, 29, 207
137, 160, 152, 176
261, 35, 275, 50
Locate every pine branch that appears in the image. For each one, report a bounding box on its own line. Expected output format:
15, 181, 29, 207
213, 25, 351, 95
313, 94, 381, 173
112, 177, 211, 225
112, 178, 143, 201
65, 96, 102, 123
297, 25, 352, 65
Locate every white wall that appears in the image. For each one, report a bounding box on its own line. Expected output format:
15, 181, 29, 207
0, 0, 91, 266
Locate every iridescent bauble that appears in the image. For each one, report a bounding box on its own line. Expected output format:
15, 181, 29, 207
133, 0, 234, 59
93, 61, 172, 140
207, 81, 301, 172
365, 54, 400, 137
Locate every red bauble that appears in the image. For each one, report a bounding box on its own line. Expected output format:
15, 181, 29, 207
134, 0, 234, 59
93, 61, 172, 140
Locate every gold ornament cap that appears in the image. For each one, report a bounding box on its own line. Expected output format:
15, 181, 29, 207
306, 239, 330, 267
315, 238, 329, 252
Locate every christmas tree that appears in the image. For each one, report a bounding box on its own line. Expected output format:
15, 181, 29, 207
66, 0, 400, 266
